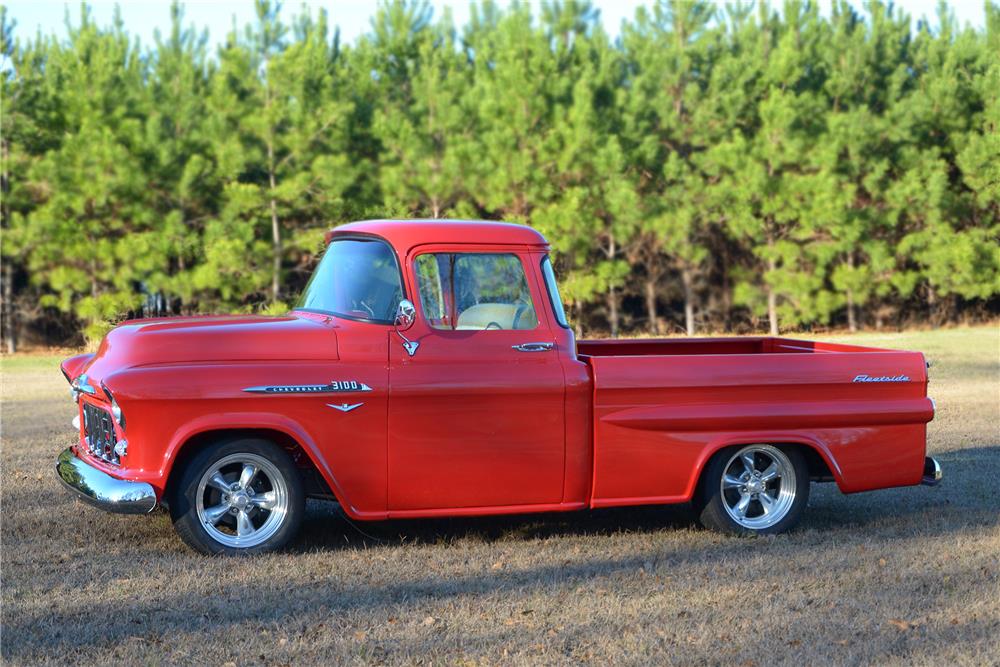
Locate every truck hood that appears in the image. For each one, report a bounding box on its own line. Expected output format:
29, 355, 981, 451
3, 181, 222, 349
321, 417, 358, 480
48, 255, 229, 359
81, 314, 339, 383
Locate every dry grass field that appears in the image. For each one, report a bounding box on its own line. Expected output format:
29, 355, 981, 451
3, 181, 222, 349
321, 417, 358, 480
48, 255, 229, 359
2, 326, 998, 666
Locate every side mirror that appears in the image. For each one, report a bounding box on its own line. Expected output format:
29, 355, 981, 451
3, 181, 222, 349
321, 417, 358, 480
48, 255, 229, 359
393, 299, 419, 357
394, 299, 416, 331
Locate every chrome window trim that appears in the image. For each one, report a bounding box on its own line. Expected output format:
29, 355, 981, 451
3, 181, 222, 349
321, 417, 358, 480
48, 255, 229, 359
540, 255, 570, 329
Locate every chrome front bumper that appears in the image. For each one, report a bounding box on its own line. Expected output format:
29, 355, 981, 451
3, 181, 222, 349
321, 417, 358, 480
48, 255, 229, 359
921, 456, 943, 486
56, 448, 157, 514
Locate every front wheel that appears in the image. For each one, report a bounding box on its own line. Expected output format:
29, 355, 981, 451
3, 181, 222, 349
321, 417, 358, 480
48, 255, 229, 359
170, 438, 304, 555
698, 444, 809, 536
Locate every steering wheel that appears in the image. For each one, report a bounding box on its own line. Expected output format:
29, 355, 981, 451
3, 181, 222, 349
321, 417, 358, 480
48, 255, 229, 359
484, 321, 503, 330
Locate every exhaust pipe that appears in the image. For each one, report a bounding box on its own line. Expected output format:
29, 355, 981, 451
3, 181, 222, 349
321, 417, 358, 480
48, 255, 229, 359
921, 456, 942, 486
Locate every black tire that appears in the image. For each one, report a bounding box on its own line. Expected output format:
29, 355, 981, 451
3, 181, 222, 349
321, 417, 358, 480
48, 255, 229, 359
170, 438, 304, 555
697, 444, 809, 536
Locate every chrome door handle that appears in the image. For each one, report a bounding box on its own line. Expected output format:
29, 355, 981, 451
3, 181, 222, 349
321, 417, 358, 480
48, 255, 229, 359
512, 342, 554, 352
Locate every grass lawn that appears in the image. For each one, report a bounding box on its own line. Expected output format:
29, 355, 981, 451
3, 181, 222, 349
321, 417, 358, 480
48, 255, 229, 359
2, 326, 998, 665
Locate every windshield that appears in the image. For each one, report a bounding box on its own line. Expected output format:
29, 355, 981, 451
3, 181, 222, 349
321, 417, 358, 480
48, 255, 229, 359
295, 238, 403, 323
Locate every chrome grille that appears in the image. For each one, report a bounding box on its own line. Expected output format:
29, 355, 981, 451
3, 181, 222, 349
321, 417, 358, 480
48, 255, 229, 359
81, 402, 120, 466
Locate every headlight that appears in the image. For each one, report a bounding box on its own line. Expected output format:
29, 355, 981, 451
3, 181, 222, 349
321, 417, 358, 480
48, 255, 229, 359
100, 382, 126, 430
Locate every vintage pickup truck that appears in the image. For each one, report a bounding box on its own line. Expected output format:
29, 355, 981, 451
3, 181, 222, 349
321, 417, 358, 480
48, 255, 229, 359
57, 219, 941, 554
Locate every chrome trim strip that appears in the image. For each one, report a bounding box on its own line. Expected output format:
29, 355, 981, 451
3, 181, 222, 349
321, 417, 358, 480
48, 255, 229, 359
243, 380, 373, 394
55, 448, 156, 514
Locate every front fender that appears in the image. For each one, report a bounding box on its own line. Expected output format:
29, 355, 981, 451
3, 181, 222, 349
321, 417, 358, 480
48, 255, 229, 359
60, 353, 94, 383
159, 412, 363, 517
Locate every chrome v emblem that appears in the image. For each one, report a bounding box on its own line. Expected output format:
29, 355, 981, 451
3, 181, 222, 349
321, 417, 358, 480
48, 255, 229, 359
327, 402, 363, 413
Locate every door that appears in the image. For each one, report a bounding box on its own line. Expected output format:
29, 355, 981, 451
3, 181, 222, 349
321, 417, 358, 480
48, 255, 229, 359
387, 249, 566, 511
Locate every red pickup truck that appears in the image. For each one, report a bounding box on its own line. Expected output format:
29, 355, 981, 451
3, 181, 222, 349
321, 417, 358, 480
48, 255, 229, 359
57, 219, 940, 554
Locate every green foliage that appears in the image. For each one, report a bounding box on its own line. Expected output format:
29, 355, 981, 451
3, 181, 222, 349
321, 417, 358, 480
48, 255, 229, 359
1, 0, 998, 345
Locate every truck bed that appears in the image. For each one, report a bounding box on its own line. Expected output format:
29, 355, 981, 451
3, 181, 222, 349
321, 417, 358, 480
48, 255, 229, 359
577, 336, 933, 508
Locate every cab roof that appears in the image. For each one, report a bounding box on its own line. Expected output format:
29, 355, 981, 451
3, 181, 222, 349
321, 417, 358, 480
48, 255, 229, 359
327, 219, 550, 254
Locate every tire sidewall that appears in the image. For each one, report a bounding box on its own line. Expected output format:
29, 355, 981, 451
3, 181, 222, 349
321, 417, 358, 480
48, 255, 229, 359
170, 438, 305, 555
699, 444, 810, 536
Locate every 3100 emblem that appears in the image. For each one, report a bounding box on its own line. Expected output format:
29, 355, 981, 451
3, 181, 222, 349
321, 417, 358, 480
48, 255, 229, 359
243, 380, 373, 394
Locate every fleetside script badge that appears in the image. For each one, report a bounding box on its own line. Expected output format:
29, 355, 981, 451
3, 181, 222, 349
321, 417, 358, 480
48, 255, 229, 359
852, 374, 910, 383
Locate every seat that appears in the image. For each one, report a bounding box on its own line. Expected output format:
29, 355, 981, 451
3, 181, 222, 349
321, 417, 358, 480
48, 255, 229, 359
455, 303, 537, 330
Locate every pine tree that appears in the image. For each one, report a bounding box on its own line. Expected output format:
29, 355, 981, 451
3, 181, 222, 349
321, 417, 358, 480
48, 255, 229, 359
206, 1, 354, 308
368, 3, 473, 218
7, 7, 156, 341
145, 2, 216, 314
888, 2, 999, 322
621, 0, 716, 334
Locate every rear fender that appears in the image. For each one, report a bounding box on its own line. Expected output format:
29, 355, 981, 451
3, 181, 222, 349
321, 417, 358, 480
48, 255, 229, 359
692, 433, 845, 498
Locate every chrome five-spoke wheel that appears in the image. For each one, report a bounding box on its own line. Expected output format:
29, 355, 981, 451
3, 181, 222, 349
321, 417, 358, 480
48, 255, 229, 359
720, 445, 796, 530
171, 438, 304, 555
196, 453, 289, 549
699, 444, 809, 535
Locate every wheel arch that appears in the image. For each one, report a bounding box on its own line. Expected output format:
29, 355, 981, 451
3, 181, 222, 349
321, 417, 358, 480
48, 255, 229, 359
162, 421, 343, 511
691, 435, 842, 501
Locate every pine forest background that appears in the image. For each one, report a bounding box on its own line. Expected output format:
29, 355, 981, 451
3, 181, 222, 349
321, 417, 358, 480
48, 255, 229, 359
1, 0, 998, 349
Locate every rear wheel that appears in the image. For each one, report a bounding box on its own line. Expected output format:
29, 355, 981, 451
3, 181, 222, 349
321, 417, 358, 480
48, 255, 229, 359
170, 438, 304, 555
698, 444, 809, 536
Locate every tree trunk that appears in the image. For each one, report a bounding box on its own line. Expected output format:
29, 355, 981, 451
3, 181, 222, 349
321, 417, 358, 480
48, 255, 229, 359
846, 288, 857, 332
846, 251, 857, 332
1, 135, 13, 353
721, 250, 732, 332
2, 262, 14, 354
268, 141, 281, 303
606, 233, 619, 337
644, 277, 659, 335
681, 266, 695, 336
607, 285, 619, 338
766, 255, 778, 336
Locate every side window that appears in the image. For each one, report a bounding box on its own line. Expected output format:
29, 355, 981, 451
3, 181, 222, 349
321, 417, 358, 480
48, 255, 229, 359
540, 255, 569, 328
414, 254, 447, 327
413, 253, 539, 330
